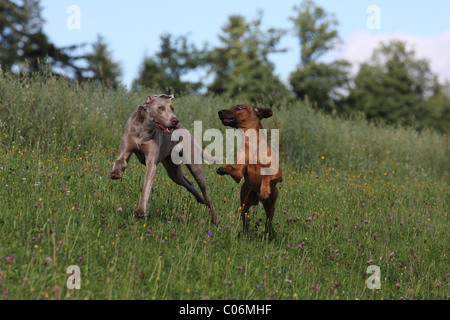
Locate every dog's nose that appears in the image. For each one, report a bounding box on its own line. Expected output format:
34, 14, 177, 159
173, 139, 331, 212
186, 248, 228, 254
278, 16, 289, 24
218, 110, 224, 118
171, 117, 179, 126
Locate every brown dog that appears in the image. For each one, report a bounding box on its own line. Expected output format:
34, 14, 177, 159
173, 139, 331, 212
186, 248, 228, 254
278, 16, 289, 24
217, 104, 282, 232
110, 94, 218, 223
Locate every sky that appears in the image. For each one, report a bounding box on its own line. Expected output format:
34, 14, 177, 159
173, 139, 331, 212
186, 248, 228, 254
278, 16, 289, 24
40, 0, 450, 89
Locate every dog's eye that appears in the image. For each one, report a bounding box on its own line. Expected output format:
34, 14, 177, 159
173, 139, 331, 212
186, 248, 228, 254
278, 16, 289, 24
158, 106, 165, 111
236, 106, 242, 111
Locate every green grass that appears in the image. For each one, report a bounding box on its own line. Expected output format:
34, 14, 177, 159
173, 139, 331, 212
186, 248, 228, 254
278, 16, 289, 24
0, 71, 448, 300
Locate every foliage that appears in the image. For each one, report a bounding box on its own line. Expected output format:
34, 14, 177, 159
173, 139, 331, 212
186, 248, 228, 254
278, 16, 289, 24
84, 35, 123, 89
346, 40, 442, 128
289, 0, 351, 112
0, 0, 85, 77
206, 14, 290, 104
132, 34, 207, 94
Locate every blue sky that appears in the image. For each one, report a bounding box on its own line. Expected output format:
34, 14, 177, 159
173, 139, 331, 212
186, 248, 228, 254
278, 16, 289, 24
40, 0, 450, 88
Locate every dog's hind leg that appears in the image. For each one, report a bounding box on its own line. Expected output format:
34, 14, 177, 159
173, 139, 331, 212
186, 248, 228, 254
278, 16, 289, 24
185, 162, 219, 224
240, 182, 259, 232
162, 157, 206, 204
262, 185, 278, 233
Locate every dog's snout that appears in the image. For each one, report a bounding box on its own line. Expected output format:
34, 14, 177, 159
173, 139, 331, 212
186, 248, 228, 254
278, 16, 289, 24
218, 110, 225, 118
171, 117, 179, 126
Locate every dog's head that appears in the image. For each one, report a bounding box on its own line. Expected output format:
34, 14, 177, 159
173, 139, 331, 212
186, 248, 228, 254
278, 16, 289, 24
218, 104, 273, 129
141, 94, 181, 134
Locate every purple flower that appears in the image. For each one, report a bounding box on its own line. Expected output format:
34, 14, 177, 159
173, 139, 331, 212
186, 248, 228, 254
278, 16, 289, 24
117, 207, 122, 212
34, 202, 40, 208
285, 279, 292, 283
237, 266, 242, 271
3, 290, 8, 295
78, 256, 83, 262
208, 229, 212, 238
306, 217, 312, 222
256, 284, 261, 289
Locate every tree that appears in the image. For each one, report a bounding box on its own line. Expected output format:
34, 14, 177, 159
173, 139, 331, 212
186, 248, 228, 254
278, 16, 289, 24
0, 0, 85, 77
289, 0, 351, 111
347, 40, 438, 126
290, 0, 339, 66
207, 13, 290, 104
84, 35, 122, 88
132, 34, 206, 94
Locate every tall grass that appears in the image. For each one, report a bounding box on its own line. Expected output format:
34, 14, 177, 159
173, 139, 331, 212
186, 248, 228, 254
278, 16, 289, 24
1, 70, 448, 183
0, 70, 448, 300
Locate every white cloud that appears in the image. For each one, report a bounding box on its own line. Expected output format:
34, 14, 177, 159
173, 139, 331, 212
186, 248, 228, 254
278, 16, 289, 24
336, 29, 450, 83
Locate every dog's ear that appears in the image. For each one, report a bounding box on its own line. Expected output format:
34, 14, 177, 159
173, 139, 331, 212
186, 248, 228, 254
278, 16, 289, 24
254, 107, 273, 119
144, 94, 174, 104
158, 94, 174, 101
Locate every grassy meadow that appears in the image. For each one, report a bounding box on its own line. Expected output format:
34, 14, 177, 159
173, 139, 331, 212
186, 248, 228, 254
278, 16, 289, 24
0, 71, 448, 300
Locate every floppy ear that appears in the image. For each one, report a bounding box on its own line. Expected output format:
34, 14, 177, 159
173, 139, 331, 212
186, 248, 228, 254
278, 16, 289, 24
254, 107, 273, 119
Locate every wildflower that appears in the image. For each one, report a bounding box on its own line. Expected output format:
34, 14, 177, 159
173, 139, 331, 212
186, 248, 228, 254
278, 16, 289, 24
74, 202, 78, 207
285, 279, 292, 283
118, 207, 122, 212
361, 203, 365, 207
237, 266, 242, 271
256, 284, 261, 289
436, 283, 440, 288
3, 290, 8, 295
35, 202, 40, 208
78, 256, 83, 262
178, 214, 184, 220
306, 216, 312, 222
208, 229, 212, 238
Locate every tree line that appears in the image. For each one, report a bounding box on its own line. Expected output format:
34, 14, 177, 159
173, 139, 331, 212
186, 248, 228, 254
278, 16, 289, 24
1, 0, 449, 132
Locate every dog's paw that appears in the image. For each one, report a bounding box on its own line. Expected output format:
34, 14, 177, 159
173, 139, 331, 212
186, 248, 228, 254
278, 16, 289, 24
110, 170, 122, 180
260, 185, 271, 200
134, 208, 146, 219
217, 167, 229, 176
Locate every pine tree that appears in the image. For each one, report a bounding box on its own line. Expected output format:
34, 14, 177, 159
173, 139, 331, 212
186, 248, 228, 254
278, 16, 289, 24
85, 35, 122, 88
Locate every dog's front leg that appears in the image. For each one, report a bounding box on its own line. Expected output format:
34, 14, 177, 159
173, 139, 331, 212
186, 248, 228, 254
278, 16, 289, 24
217, 164, 246, 183
134, 144, 159, 218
